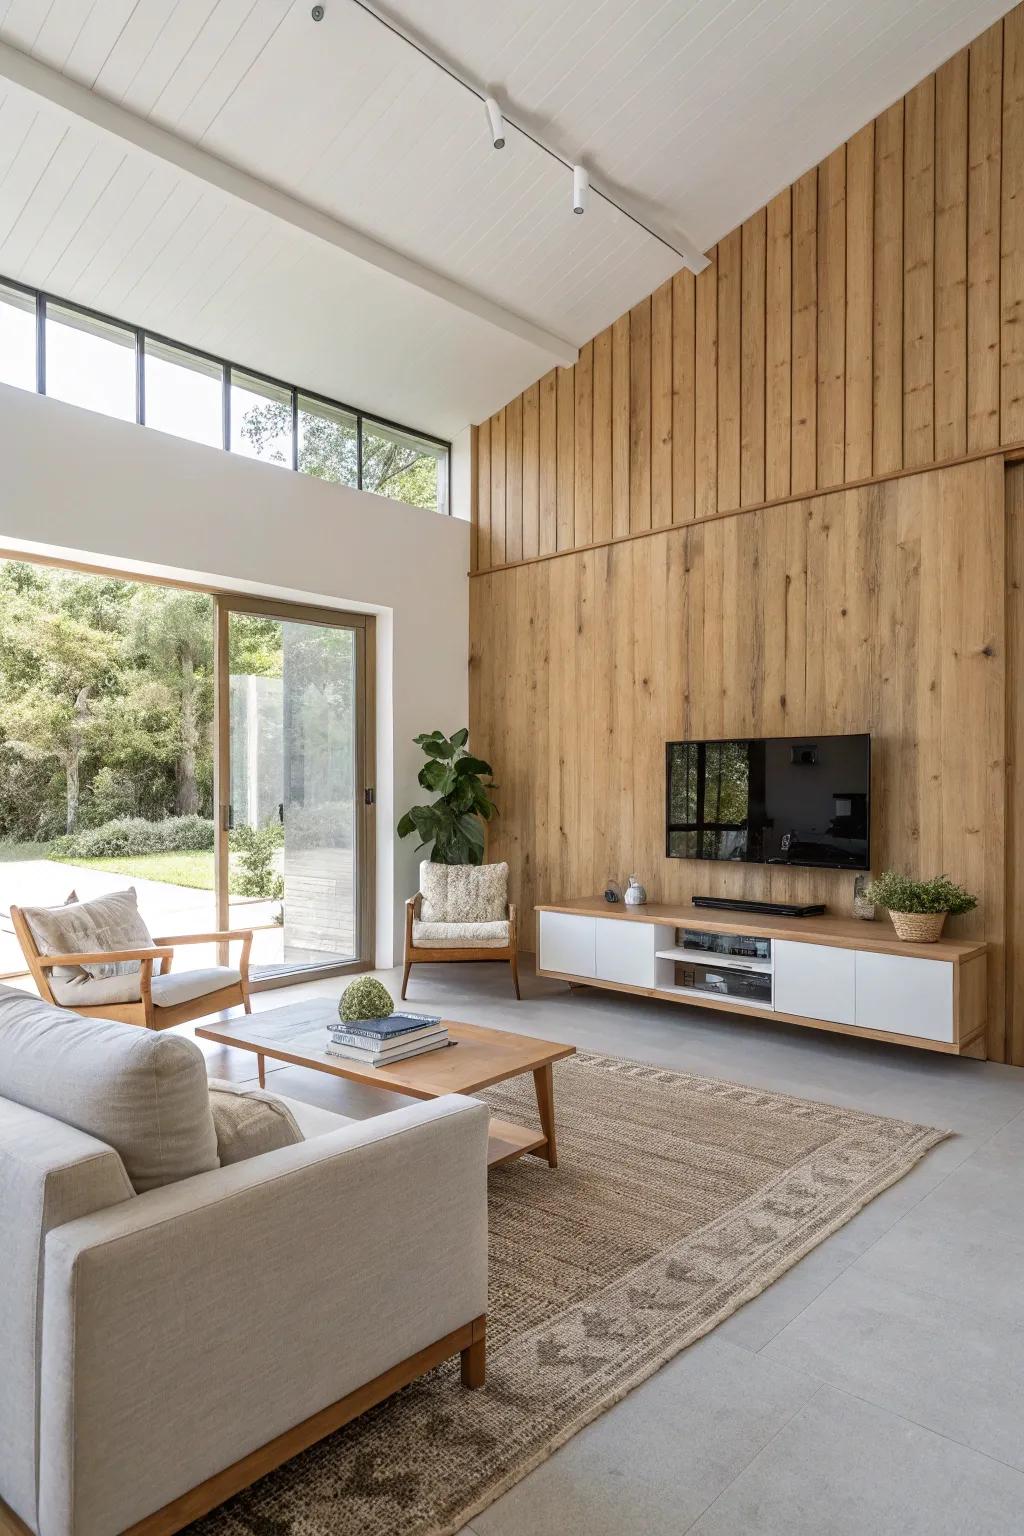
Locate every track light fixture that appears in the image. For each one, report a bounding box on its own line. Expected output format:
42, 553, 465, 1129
572, 164, 589, 216
484, 96, 505, 150
343, 0, 707, 270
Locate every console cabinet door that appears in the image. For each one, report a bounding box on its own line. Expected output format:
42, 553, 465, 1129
594, 918, 656, 987
774, 940, 856, 1025
854, 952, 954, 1042
539, 912, 596, 978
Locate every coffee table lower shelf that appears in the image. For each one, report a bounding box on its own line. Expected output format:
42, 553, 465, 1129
486, 1117, 549, 1167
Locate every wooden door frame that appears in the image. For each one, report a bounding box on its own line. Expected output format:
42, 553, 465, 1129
213, 594, 376, 987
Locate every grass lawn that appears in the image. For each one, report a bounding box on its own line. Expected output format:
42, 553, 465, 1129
67, 851, 216, 890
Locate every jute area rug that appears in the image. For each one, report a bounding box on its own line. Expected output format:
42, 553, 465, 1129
196, 1051, 946, 1536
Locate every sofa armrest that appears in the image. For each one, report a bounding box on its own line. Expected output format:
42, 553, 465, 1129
37, 1095, 489, 1536
0, 1100, 133, 1533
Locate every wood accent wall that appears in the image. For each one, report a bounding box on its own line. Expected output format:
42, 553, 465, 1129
472, 10, 1024, 573
469, 458, 1013, 1062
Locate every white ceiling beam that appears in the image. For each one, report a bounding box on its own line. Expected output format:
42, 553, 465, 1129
0, 39, 579, 370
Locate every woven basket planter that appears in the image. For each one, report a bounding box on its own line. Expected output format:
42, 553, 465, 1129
888, 909, 947, 943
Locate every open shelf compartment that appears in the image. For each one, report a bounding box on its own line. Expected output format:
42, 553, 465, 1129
654, 926, 775, 1008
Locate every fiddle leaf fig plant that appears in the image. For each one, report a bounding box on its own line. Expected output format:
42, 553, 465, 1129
397, 728, 497, 864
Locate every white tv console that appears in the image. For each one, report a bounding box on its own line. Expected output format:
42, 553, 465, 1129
536, 899, 988, 1057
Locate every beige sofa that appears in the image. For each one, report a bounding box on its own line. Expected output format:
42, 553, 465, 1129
0, 985, 489, 1536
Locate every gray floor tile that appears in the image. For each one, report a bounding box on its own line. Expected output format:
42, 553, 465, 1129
471, 1337, 816, 1536
853, 1181, 1024, 1322
761, 1269, 1024, 1470
688, 1387, 1024, 1536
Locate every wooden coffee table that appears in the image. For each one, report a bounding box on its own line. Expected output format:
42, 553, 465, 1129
196, 1000, 576, 1169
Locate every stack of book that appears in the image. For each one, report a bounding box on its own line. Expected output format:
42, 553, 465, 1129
326, 1012, 448, 1066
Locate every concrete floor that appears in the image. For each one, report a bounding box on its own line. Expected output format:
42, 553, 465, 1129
197, 957, 1024, 1536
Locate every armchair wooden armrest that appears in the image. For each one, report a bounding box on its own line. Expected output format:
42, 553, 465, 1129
152, 930, 253, 945
152, 929, 254, 985
36, 946, 174, 969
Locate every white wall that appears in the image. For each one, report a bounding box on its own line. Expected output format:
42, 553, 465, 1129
450, 426, 472, 522
0, 382, 470, 966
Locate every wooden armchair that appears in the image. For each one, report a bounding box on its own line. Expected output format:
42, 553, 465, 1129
11, 904, 253, 1031
402, 861, 520, 1000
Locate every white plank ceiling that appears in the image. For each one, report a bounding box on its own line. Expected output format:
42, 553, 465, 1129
0, 0, 1015, 437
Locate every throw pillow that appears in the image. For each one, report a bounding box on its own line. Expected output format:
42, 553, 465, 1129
207, 1079, 304, 1164
419, 861, 508, 923
21, 888, 155, 1003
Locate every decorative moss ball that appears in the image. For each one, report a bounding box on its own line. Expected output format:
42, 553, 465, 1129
338, 976, 395, 1024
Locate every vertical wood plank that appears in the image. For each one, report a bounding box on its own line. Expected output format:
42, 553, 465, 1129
629, 296, 652, 532
469, 424, 479, 573
475, 418, 491, 572
845, 123, 874, 480
538, 370, 557, 556
556, 366, 575, 551
765, 188, 792, 501
504, 393, 524, 564
592, 326, 613, 543
574, 340, 594, 546
611, 313, 631, 538
968, 20, 1002, 451
741, 208, 767, 506
717, 226, 742, 511
522, 381, 539, 560
904, 76, 936, 467
489, 408, 506, 566
874, 101, 905, 474
672, 268, 696, 522
817, 146, 846, 487
1007, 462, 1024, 1064
1003, 7, 1024, 442
695, 251, 718, 519
651, 279, 674, 527
792, 170, 818, 494
935, 49, 969, 460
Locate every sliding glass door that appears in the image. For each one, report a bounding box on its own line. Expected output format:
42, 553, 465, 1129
215, 597, 374, 983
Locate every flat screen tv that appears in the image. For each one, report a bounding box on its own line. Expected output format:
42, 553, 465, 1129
666, 734, 871, 869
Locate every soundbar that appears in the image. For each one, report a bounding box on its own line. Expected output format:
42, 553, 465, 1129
692, 896, 827, 918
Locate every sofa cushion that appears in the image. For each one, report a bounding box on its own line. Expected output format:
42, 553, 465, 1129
413, 918, 510, 949
20, 888, 156, 1005
418, 861, 508, 924
207, 1078, 303, 1164
0, 985, 219, 1193
152, 966, 241, 1009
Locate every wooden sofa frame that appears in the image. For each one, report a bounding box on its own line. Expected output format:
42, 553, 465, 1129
402, 893, 520, 999
10, 906, 253, 1031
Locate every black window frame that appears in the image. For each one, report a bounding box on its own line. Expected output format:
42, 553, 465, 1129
0, 273, 452, 514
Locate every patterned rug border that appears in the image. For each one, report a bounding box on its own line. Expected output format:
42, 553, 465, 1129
434, 1052, 950, 1536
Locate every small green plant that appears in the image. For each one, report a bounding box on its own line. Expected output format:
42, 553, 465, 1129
864, 871, 977, 916
397, 728, 497, 865
229, 822, 284, 901
338, 976, 394, 1023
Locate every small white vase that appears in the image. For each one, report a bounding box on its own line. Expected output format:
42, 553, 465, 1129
624, 876, 647, 906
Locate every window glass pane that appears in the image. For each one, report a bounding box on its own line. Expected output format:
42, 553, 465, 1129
298, 394, 357, 486
230, 371, 292, 465
144, 339, 222, 447
45, 304, 136, 421
0, 283, 36, 391
361, 420, 448, 513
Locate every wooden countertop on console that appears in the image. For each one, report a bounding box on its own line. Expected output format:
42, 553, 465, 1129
535, 897, 986, 963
